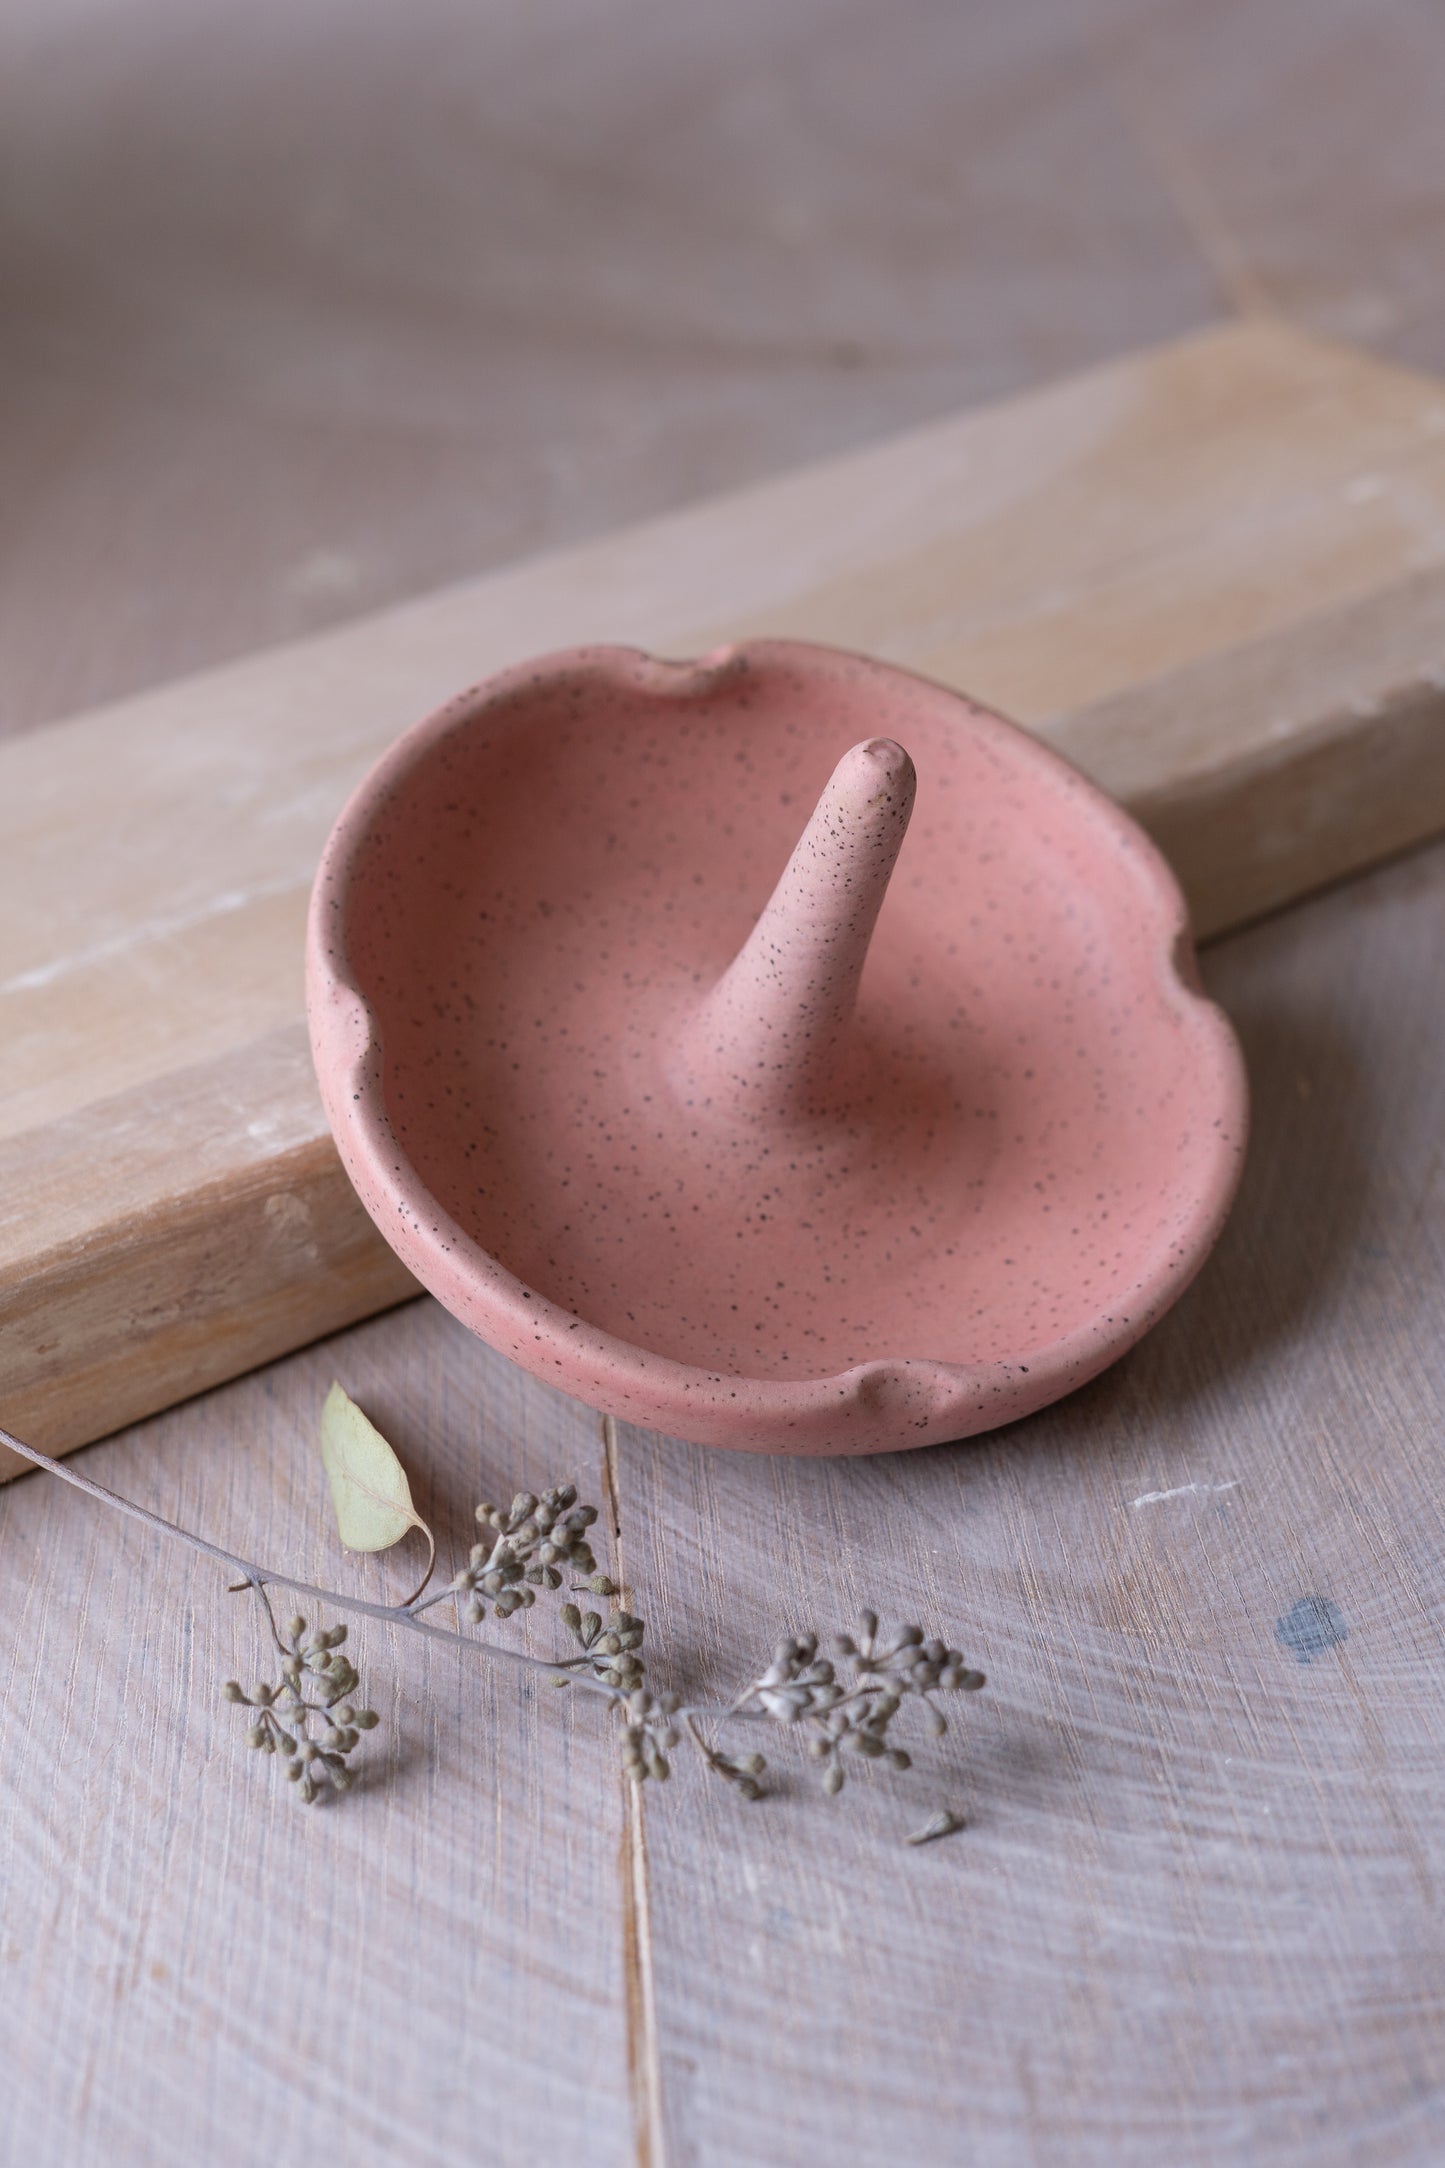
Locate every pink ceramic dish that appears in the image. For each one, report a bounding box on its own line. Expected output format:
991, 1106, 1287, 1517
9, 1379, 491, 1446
307, 641, 1246, 1455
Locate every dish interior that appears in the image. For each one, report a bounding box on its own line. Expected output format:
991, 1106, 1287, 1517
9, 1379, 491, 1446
341, 650, 1233, 1381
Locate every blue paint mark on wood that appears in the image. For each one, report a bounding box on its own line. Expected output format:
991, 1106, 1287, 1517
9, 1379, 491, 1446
1275, 1595, 1348, 1663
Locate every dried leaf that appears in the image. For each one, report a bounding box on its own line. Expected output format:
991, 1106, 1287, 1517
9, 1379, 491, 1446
319, 1382, 435, 1603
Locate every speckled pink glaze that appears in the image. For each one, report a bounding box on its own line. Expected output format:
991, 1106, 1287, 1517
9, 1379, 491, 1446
307, 641, 1247, 1455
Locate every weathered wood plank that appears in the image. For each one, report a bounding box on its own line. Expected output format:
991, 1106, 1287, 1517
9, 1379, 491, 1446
0, 1028, 417, 1477
1053, 562, 1445, 935
6, 321, 1445, 1467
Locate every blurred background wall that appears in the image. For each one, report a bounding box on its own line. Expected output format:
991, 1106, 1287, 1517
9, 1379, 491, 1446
4, 0, 1443, 737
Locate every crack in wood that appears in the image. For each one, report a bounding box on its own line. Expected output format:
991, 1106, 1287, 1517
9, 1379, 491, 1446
606, 1413, 666, 2167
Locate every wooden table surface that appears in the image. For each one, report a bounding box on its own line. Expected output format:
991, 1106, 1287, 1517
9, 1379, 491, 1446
6, 4, 1445, 2162
7, 0, 1445, 745
5, 842, 1445, 2166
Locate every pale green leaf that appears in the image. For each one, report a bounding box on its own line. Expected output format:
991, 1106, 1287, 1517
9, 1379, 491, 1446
320, 1382, 435, 1602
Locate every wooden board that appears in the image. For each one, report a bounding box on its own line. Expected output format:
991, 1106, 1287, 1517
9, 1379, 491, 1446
5, 319, 1445, 1469
3, 825, 1445, 2164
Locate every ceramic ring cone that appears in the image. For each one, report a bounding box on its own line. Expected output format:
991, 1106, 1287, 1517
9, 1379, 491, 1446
308, 640, 1248, 1455
671, 737, 916, 1121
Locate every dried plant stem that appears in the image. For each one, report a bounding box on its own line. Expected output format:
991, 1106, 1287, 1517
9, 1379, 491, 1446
2, 1422, 982, 1830
0, 1423, 740, 1725
0, 1423, 615, 1704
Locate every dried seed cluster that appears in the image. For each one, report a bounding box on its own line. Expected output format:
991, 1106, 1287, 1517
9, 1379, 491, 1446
449, 1485, 602, 1621
619, 1687, 682, 1784
223, 1615, 379, 1805
434, 1491, 984, 1823
558, 1601, 645, 1689
735, 1612, 986, 1797
688, 1725, 769, 1801
5, 1408, 986, 1841
224, 1459, 984, 1840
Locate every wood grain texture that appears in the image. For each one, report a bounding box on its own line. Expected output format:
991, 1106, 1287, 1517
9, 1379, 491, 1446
0, 1310, 638, 2168
0, 0, 1214, 740
1121, 0, 1445, 372
5, 826, 1445, 2164
0, 1027, 416, 1474
8, 0, 1445, 745
1053, 562, 1445, 934
617, 830, 1445, 2165
6, 320, 1445, 1467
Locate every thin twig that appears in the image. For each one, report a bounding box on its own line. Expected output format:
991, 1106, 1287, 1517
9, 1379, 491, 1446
0, 1423, 614, 1700
0, 1422, 759, 1724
